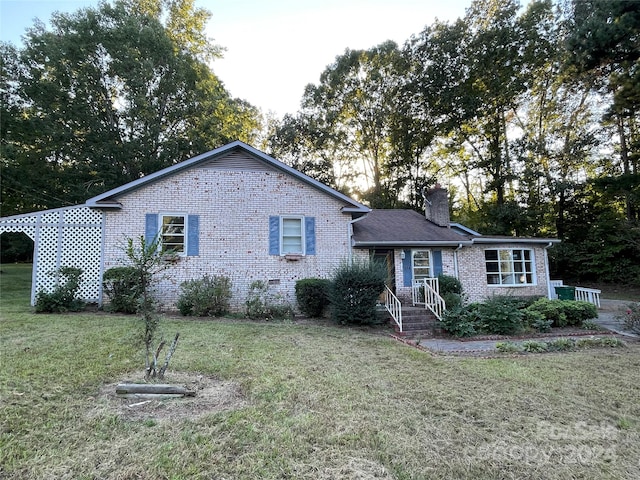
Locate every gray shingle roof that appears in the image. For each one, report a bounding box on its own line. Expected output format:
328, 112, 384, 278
352, 209, 470, 247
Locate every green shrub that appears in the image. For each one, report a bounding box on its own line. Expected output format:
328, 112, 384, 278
576, 337, 626, 349
561, 301, 598, 326
440, 304, 479, 337
582, 319, 603, 331
475, 295, 523, 335
35, 267, 85, 313
177, 275, 232, 316
245, 280, 293, 320
438, 274, 463, 295
329, 259, 387, 325
522, 308, 552, 333
102, 266, 144, 313
619, 303, 640, 334
495, 341, 522, 353
295, 278, 331, 317
526, 298, 568, 327
546, 338, 577, 351
441, 292, 464, 310
522, 340, 548, 353
438, 274, 464, 310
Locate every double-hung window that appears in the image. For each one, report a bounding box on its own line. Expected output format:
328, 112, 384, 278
160, 214, 186, 254
269, 215, 315, 256
485, 249, 534, 286
281, 216, 304, 255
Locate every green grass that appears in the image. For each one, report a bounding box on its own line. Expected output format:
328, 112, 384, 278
1, 264, 640, 479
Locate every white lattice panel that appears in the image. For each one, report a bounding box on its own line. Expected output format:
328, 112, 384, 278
34, 226, 59, 297
0, 224, 36, 240
61, 225, 102, 300
64, 207, 102, 225
0, 205, 104, 305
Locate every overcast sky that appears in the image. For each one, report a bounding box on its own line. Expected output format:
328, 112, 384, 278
1, 0, 471, 117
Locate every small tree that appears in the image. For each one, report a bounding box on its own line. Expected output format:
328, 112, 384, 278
122, 236, 179, 381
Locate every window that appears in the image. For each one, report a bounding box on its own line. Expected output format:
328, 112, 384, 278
485, 249, 534, 286
412, 250, 431, 281
268, 216, 315, 256
160, 214, 186, 254
281, 216, 304, 254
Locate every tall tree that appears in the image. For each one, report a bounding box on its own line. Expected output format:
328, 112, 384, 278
0, 0, 260, 215
294, 41, 407, 207
566, 0, 640, 221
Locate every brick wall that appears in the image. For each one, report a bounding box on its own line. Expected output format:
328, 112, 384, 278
456, 243, 550, 302
103, 165, 354, 311
389, 245, 550, 304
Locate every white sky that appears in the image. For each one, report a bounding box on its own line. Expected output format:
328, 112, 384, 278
0, 0, 471, 117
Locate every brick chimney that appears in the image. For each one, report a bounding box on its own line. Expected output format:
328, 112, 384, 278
424, 184, 450, 227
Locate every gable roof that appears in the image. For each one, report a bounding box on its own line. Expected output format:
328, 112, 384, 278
352, 209, 560, 247
85, 140, 370, 214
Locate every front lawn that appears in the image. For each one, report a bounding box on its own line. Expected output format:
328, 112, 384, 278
1, 264, 639, 479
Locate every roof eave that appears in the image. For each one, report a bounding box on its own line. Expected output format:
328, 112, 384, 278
85, 141, 369, 212
470, 237, 561, 245
353, 240, 472, 247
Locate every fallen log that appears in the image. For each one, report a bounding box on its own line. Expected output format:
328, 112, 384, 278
116, 383, 196, 397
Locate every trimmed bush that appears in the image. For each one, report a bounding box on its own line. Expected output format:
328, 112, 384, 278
102, 266, 144, 313
177, 275, 232, 317
35, 267, 85, 313
522, 308, 552, 333
329, 259, 387, 325
525, 298, 568, 327
440, 304, 479, 337
561, 301, 598, 326
475, 295, 524, 335
295, 278, 331, 317
526, 298, 597, 328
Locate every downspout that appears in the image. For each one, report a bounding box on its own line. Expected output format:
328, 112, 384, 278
453, 243, 463, 279
544, 242, 553, 299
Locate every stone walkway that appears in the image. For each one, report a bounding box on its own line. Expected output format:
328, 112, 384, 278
416, 298, 638, 355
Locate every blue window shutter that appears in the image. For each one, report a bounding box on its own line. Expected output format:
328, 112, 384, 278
269, 216, 280, 255
305, 217, 316, 255
145, 214, 158, 246
187, 215, 199, 256
433, 250, 443, 276
402, 249, 412, 287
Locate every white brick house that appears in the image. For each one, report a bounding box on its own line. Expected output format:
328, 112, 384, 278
0, 141, 560, 311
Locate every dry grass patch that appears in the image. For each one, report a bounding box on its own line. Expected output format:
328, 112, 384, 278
90, 372, 246, 422
1, 265, 640, 479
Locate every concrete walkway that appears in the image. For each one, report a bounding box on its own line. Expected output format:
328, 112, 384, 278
417, 298, 638, 355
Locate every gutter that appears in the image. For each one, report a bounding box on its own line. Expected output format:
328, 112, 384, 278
353, 240, 474, 248
454, 243, 464, 279
543, 241, 555, 299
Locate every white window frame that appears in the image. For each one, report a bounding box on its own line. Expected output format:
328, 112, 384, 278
280, 215, 305, 255
412, 250, 432, 282
159, 213, 187, 256
485, 248, 536, 286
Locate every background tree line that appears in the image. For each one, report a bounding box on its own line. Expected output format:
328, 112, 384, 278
1, 0, 639, 285
267, 0, 640, 286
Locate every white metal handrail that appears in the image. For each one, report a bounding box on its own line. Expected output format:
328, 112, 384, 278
575, 287, 601, 308
384, 286, 403, 332
412, 278, 446, 321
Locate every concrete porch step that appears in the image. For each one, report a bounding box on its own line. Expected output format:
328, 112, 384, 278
387, 306, 439, 336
